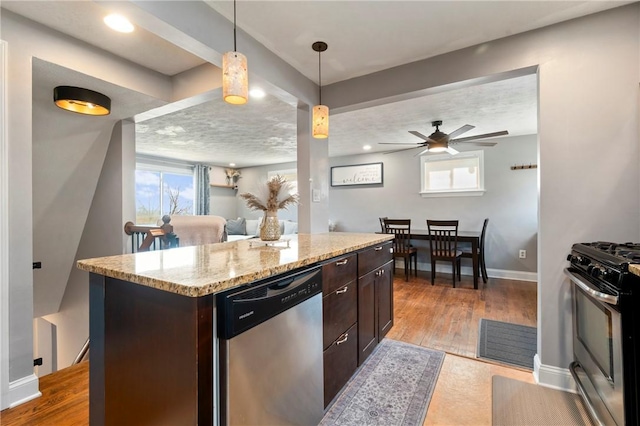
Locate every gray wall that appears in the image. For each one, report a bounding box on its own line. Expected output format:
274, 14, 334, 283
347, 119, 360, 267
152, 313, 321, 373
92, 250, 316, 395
1, 8, 173, 402
325, 5, 640, 388
235, 161, 299, 222
209, 165, 241, 220
43, 121, 136, 368
329, 134, 538, 274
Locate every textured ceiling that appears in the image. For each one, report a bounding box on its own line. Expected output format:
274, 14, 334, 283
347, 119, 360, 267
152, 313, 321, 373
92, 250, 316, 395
9, 1, 626, 167
135, 93, 298, 165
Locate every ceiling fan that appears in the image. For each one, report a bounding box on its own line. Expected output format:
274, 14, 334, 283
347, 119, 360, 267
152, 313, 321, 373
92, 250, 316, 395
381, 120, 509, 156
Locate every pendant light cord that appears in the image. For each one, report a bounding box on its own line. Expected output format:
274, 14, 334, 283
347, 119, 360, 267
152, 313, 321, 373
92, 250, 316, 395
318, 49, 322, 105
233, 0, 237, 52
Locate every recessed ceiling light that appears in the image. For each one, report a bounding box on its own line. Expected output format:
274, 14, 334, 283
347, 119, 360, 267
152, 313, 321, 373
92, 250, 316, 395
363, 145, 372, 151
229, 163, 236, 167
249, 88, 266, 99
104, 14, 135, 33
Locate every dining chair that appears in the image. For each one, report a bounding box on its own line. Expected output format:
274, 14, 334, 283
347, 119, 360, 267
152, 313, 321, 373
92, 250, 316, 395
460, 218, 489, 283
379, 217, 388, 233
383, 219, 418, 282
426, 220, 462, 287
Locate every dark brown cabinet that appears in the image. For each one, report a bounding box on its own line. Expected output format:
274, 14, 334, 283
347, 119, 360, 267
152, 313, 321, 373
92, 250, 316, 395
377, 261, 394, 339
322, 254, 357, 407
321, 241, 394, 407
357, 241, 393, 366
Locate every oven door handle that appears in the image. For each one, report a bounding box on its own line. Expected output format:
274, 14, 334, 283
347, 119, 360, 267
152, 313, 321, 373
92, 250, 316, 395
564, 268, 619, 306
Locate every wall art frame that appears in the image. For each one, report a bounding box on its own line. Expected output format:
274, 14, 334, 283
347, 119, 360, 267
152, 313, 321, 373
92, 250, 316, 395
330, 162, 383, 187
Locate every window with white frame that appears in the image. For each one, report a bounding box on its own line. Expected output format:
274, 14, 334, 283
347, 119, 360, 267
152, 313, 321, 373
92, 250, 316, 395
420, 150, 485, 197
135, 160, 195, 224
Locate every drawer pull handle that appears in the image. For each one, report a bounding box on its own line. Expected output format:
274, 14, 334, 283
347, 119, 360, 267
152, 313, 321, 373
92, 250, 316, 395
336, 333, 349, 345
336, 287, 348, 294
336, 259, 349, 266
374, 246, 383, 251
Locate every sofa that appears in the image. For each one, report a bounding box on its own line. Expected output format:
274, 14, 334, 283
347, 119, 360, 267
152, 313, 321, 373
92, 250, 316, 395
163, 215, 227, 246
225, 216, 298, 241
162, 215, 298, 246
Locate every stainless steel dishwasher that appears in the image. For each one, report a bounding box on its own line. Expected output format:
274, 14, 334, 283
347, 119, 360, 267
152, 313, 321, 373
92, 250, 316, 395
218, 266, 323, 425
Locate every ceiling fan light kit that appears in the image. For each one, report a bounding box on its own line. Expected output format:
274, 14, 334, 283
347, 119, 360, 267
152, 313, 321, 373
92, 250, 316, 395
223, 0, 248, 105
53, 86, 111, 116
312, 41, 329, 139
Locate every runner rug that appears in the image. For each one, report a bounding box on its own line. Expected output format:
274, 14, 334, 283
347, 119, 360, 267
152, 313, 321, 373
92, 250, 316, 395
320, 339, 445, 426
477, 318, 536, 370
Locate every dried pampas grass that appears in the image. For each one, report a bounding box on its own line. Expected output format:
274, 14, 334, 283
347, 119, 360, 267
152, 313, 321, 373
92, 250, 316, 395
240, 175, 299, 212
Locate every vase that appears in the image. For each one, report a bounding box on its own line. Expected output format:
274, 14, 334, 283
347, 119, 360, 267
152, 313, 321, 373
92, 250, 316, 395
260, 211, 281, 241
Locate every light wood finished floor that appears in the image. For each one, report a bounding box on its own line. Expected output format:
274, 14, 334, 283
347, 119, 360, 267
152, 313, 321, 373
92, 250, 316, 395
0, 272, 538, 426
388, 269, 537, 359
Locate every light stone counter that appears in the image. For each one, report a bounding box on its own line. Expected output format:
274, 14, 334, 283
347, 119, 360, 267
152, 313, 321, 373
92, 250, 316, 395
629, 264, 640, 277
77, 232, 394, 297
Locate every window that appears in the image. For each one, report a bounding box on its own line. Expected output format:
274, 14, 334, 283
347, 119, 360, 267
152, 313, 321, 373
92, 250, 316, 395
135, 163, 195, 224
420, 150, 485, 197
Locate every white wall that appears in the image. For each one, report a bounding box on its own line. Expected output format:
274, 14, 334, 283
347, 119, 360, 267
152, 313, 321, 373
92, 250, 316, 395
325, 5, 640, 388
330, 134, 538, 275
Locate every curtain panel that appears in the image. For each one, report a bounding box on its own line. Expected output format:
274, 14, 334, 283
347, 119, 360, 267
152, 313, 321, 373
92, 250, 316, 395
195, 164, 210, 215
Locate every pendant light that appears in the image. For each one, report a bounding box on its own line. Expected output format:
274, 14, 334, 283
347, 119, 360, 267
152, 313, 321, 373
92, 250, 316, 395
312, 41, 328, 139
222, 0, 248, 105
53, 86, 111, 116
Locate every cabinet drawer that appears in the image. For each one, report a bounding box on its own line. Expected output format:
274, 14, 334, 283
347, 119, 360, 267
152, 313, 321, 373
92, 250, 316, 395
322, 253, 357, 294
323, 323, 358, 408
323, 280, 357, 349
358, 241, 393, 277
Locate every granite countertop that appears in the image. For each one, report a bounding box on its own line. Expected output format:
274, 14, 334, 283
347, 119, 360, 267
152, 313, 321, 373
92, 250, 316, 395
629, 264, 640, 277
77, 233, 394, 297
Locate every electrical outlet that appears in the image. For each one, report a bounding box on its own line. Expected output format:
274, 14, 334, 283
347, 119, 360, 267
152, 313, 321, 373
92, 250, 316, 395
519, 250, 527, 259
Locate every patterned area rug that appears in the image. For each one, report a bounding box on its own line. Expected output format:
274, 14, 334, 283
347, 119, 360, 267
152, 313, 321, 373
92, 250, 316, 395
477, 319, 536, 370
320, 339, 445, 426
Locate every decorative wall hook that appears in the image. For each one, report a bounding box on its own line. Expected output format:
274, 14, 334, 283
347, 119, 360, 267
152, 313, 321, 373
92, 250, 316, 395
511, 164, 537, 170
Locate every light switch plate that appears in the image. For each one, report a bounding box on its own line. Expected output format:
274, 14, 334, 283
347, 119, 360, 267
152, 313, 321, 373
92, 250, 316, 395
312, 189, 321, 202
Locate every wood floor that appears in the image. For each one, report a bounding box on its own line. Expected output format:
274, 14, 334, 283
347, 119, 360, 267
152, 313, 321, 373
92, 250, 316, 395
388, 270, 537, 359
0, 271, 537, 426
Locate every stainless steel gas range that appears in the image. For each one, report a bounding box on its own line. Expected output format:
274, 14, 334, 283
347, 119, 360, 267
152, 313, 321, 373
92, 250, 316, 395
566, 242, 640, 426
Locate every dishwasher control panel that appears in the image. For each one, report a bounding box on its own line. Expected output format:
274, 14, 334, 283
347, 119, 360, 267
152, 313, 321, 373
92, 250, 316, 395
218, 266, 322, 339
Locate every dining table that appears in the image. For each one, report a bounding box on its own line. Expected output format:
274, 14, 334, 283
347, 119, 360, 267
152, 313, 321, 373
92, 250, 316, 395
407, 229, 482, 289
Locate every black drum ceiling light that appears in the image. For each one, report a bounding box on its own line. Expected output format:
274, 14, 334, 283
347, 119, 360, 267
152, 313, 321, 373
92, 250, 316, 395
53, 86, 111, 116
312, 41, 328, 139
222, 0, 248, 105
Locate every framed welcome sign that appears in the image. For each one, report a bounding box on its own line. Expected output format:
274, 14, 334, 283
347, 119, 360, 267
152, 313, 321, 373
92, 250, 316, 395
330, 162, 384, 187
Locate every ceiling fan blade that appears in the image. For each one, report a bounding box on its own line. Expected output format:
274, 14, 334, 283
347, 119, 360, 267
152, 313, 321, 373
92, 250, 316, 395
450, 130, 509, 144
408, 130, 430, 141
446, 147, 459, 155
468, 142, 498, 146
414, 147, 430, 157
382, 145, 426, 154
447, 124, 475, 139
378, 142, 424, 145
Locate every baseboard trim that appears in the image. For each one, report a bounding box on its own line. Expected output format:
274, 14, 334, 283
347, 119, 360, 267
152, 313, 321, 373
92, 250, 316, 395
397, 261, 538, 282
533, 354, 576, 393
8, 374, 41, 408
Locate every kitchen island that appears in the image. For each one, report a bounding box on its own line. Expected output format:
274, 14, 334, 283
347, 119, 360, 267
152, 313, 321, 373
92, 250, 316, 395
77, 232, 394, 425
